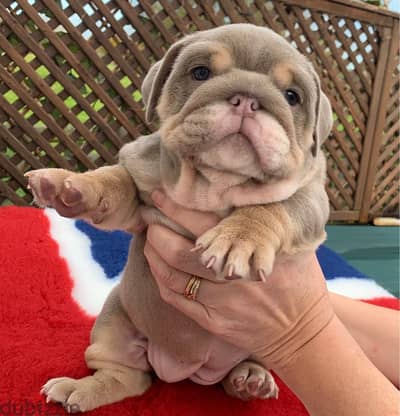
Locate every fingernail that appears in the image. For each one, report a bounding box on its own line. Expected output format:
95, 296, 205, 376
152, 190, 165, 207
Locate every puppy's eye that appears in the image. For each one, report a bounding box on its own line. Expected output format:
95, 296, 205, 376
284, 89, 301, 106
191, 66, 211, 81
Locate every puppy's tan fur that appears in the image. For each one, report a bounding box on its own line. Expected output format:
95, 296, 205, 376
28, 24, 332, 411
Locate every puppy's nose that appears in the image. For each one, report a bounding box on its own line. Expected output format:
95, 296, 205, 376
229, 94, 259, 115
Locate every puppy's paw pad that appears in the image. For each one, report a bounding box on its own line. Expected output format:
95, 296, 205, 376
61, 180, 84, 206
26, 169, 110, 222
25, 169, 72, 207
223, 362, 279, 401
57, 176, 111, 223
258, 376, 279, 399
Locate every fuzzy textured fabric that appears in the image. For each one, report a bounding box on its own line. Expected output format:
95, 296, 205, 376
0, 206, 397, 416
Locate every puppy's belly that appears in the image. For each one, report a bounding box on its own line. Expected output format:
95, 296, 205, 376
120, 233, 248, 384
148, 339, 248, 384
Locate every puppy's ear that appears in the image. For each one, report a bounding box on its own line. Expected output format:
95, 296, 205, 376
142, 40, 186, 124
311, 71, 333, 157
141, 61, 161, 111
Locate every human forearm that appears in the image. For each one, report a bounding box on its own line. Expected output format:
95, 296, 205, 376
330, 293, 400, 387
272, 316, 399, 416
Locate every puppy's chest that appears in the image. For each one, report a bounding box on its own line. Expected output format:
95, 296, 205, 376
118, 133, 251, 213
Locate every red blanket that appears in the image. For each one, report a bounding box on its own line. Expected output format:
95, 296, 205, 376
0, 207, 397, 416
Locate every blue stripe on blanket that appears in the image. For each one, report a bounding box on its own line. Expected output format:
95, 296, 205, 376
75, 220, 367, 281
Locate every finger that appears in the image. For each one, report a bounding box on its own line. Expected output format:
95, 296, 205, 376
144, 242, 218, 301
151, 190, 219, 237
129, 220, 147, 234
144, 244, 216, 331
146, 225, 215, 280
144, 241, 192, 294
156, 284, 215, 333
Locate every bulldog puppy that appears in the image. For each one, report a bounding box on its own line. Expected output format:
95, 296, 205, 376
26, 23, 332, 412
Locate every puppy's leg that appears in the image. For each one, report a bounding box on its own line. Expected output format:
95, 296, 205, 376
222, 361, 278, 401
196, 205, 284, 280
41, 286, 152, 413
196, 189, 327, 280
26, 165, 142, 231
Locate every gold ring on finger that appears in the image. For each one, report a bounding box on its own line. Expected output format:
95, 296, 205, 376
183, 276, 201, 301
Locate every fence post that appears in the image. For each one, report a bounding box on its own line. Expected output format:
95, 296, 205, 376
360, 19, 399, 223
356, 21, 399, 222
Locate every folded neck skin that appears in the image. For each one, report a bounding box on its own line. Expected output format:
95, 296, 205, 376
159, 98, 317, 214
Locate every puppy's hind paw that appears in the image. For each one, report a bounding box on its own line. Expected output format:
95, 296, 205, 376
41, 369, 151, 413
41, 377, 85, 413
222, 361, 279, 401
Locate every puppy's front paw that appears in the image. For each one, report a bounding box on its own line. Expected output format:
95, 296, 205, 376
25, 169, 109, 223
222, 361, 279, 401
196, 221, 277, 280
25, 169, 72, 208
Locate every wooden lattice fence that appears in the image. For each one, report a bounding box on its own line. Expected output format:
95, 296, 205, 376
0, 0, 398, 222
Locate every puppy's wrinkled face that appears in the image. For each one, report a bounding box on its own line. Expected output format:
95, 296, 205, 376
144, 24, 332, 188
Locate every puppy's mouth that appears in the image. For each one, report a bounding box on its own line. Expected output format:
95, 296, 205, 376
173, 103, 291, 181
191, 129, 264, 181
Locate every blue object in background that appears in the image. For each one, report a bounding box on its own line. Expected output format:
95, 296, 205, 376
316, 245, 367, 280
75, 219, 369, 282
76, 220, 132, 279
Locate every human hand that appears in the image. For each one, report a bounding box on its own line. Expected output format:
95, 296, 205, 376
145, 191, 334, 370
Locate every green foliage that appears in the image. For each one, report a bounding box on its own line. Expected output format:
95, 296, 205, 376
8, 33, 21, 47
361, 0, 389, 7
